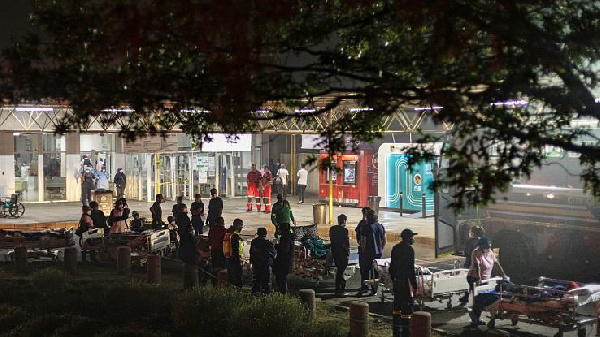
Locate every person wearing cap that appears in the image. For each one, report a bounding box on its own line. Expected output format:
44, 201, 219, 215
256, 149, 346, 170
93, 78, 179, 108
250, 227, 277, 294
459, 225, 485, 303
330, 214, 350, 296
468, 236, 506, 325
389, 228, 418, 337
207, 188, 223, 228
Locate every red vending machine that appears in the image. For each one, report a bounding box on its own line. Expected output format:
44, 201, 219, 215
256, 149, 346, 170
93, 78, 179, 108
318, 150, 378, 207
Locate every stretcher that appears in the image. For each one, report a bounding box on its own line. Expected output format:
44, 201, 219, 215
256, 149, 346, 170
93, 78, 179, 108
1, 228, 75, 261
293, 242, 359, 283
370, 258, 470, 309
83, 228, 171, 263
475, 277, 600, 337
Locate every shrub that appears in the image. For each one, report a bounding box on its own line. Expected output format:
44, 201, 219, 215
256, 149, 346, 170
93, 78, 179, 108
51, 316, 102, 337
94, 325, 171, 337
172, 286, 249, 337
30, 268, 70, 292
0, 305, 28, 334
235, 293, 307, 337
8, 314, 72, 337
301, 321, 347, 337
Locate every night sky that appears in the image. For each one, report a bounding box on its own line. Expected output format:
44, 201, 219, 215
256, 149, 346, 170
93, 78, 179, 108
0, 1, 31, 48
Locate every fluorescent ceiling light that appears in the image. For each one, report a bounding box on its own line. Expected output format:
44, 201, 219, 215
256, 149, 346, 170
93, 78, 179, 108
15, 107, 53, 112
491, 100, 527, 106
414, 106, 443, 111
295, 109, 316, 113
102, 108, 134, 113
350, 108, 373, 112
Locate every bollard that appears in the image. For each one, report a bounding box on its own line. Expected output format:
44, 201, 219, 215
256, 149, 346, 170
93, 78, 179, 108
146, 254, 161, 284
399, 192, 403, 216
421, 193, 427, 218
411, 311, 431, 337
14, 246, 28, 274
183, 263, 199, 289
64, 247, 78, 274
299, 289, 316, 320
216, 269, 229, 287
117, 246, 131, 276
349, 301, 369, 337
485, 329, 509, 337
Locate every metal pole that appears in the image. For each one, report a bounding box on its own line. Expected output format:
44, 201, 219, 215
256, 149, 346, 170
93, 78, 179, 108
399, 192, 403, 216
156, 153, 160, 195
421, 193, 427, 218
434, 163, 440, 258
328, 110, 334, 225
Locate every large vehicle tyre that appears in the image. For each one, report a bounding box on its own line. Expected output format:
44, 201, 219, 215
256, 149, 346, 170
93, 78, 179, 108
492, 231, 531, 278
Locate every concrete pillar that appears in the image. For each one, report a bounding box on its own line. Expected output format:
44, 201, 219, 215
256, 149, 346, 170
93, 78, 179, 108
146, 254, 161, 284
183, 263, 199, 289
411, 311, 431, 337
117, 246, 131, 276
14, 245, 28, 274
0, 133, 15, 196
66, 132, 81, 202
64, 246, 78, 274
216, 269, 228, 287
299, 289, 316, 320
349, 301, 369, 337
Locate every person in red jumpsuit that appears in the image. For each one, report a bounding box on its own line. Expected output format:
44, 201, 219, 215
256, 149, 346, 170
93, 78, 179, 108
261, 166, 274, 213
246, 163, 262, 211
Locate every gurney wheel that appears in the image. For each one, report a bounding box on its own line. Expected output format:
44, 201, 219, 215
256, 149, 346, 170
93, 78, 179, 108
446, 301, 453, 309
487, 319, 495, 330
511, 318, 518, 326
553, 332, 563, 337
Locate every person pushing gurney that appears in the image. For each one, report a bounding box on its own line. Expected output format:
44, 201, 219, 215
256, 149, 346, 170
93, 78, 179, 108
389, 229, 418, 337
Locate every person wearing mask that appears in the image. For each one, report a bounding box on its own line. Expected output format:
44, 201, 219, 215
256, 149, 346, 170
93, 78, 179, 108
273, 223, 295, 294
150, 194, 165, 229
468, 237, 506, 326
89, 201, 107, 233
179, 224, 198, 265
459, 225, 485, 303
172, 196, 187, 220
276, 164, 289, 199
271, 194, 296, 238
207, 188, 223, 227
355, 207, 371, 293
208, 216, 227, 284
77, 205, 98, 263
109, 200, 129, 234
176, 204, 191, 239
190, 194, 205, 236
330, 214, 350, 296
224, 219, 244, 288
389, 229, 418, 337
167, 216, 179, 250
113, 168, 127, 199
81, 167, 96, 206
261, 166, 274, 213
129, 211, 144, 233
249, 227, 276, 294
95, 167, 110, 190
246, 163, 263, 212
296, 165, 309, 204
358, 209, 386, 296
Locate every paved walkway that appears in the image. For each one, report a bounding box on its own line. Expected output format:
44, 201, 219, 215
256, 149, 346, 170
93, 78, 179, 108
0, 196, 436, 246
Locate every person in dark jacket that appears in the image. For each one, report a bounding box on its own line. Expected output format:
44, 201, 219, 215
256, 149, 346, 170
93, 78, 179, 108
355, 207, 371, 293
358, 209, 386, 296
179, 224, 198, 265
113, 168, 127, 199
459, 225, 485, 303
249, 227, 276, 294
273, 224, 295, 294
208, 216, 227, 284
226, 219, 244, 288
129, 211, 144, 233
389, 228, 418, 337
172, 196, 186, 221
81, 167, 96, 206
89, 201, 107, 233
176, 204, 191, 239
190, 194, 205, 236
150, 194, 165, 229
330, 214, 351, 296
206, 188, 223, 227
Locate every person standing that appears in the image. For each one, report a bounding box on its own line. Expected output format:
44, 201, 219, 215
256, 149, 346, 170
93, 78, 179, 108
249, 227, 276, 294
460, 225, 485, 303
271, 194, 296, 238
95, 167, 110, 190
389, 228, 418, 337
355, 207, 371, 293
296, 165, 309, 204
190, 194, 205, 236
172, 196, 187, 221
358, 209, 386, 296
176, 204, 191, 239
81, 167, 96, 206
150, 194, 165, 229
273, 223, 295, 294
109, 200, 129, 234
89, 201, 107, 233
276, 164, 289, 200
113, 168, 126, 199
261, 166, 274, 213
330, 214, 350, 296
78, 205, 98, 263
179, 224, 198, 265
224, 219, 244, 288
246, 163, 263, 212
208, 216, 227, 284
207, 188, 224, 227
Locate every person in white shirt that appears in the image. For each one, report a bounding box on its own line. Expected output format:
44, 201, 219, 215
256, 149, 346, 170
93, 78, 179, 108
276, 164, 289, 200
296, 165, 309, 204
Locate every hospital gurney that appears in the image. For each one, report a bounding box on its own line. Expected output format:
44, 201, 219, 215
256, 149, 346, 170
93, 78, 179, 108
371, 258, 469, 309
476, 277, 600, 336
99, 229, 171, 263
1, 228, 75, 261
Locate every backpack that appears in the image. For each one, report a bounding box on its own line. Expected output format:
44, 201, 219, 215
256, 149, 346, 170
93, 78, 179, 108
223, 232, 234, 258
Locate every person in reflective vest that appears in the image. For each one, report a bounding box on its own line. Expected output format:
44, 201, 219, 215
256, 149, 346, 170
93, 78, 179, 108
224, 218, 244, 288
389, 228, 418, 337
270, 194, 296, 238
261, 166, 274, 213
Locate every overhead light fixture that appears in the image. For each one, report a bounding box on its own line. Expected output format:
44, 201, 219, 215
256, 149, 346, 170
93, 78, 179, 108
102, 108, 134, 113
491, 100, 527, 106
350, 108, 373, 112
295, 109, 316, 113
15, 107, 53, 112
12, 132, 20, 136
414, 106, 443, 111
